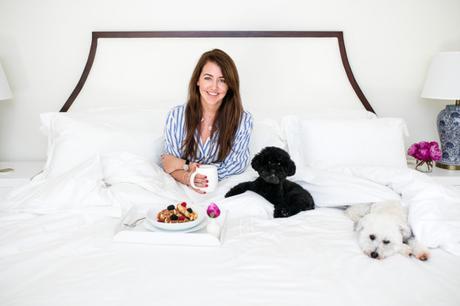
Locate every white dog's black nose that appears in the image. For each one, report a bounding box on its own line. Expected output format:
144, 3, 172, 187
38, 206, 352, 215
370, 252, 379, 259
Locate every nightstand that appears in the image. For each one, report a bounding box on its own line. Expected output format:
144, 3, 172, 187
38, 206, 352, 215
407, 158, 460, 190
0, 161, 44, 199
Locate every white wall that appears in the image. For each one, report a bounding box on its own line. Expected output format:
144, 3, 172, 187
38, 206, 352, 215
0, 0, 459, 161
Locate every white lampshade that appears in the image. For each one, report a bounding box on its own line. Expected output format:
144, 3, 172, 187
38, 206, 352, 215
421, 51, 460, 100
0, 62, 13, 101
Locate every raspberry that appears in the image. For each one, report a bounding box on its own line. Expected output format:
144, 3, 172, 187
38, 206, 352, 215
178, 216, 185, 221
181, 202, 187, 207
167, 205, 175, 210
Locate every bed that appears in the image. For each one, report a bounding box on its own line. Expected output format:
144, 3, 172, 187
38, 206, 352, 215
1, 31, 460, 306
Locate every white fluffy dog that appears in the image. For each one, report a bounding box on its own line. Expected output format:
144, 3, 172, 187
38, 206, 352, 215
346, 200, 430, 261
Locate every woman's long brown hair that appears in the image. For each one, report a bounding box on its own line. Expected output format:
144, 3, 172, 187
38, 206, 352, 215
183, 49, 243, 162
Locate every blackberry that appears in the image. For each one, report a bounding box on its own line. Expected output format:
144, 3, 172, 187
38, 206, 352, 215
187, 208, 193, 213
167, 205, 175, 211
170, 214, 179, 220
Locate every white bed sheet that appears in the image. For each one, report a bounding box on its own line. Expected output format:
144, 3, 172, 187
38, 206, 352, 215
1, 153, 460, 306
0, 208, 459, 306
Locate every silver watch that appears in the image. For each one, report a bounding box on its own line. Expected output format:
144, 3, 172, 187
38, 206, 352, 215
182, 159, 190, 171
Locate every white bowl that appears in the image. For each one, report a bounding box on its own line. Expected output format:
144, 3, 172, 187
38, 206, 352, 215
146, 206, 205, 231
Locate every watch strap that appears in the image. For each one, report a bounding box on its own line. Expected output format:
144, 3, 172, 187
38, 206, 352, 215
183, 159, 190, 171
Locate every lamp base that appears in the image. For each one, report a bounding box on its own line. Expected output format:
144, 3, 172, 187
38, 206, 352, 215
436, 162, 460, 171
437, 104, 460, 169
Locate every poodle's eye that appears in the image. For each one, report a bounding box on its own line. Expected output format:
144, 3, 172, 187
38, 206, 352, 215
369, 234, 376, 240
383, 240, 390, 244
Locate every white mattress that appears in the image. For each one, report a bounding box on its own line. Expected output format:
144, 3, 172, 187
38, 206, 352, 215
0, 207, 459, 306
1, 156, 460, 306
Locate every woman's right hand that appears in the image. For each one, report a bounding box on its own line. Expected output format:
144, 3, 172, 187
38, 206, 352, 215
187, 163, 208, 194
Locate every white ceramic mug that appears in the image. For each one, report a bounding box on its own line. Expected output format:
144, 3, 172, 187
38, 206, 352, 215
190, 165, 218, 193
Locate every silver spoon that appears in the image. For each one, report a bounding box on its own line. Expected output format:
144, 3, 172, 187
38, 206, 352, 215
122, 217, 146, 228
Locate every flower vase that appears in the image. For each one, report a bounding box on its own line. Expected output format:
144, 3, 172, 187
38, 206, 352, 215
415, 160, 433, 173
206, 218, 221, 237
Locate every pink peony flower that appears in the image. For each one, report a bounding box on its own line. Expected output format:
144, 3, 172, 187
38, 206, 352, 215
408, 141, 441, 162
207, 203, 221, 218
429, 143, 442, 161
416, 148, 430, 161
407, 143, 418, 157
418, 141, 430, 150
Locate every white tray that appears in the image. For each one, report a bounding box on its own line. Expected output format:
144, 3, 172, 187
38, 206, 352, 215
113, 207, 227, 247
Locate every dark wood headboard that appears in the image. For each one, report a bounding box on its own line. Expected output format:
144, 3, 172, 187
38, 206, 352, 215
60, 31, 375, 114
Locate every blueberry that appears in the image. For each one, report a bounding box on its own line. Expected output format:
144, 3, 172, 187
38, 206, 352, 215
167, 205, 175, 210
187, 208, 193, 213
170, 214, 178, 220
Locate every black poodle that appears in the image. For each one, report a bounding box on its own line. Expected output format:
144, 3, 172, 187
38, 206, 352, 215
225, 146, 315, 218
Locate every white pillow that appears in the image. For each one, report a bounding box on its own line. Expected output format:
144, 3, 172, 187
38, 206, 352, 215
283, 116, 408, 169
248, 109, 375, 158
41, 108, 167, 178
249, 118, 286, 157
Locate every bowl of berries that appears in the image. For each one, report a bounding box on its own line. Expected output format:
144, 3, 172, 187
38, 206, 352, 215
146, 202, 206, 231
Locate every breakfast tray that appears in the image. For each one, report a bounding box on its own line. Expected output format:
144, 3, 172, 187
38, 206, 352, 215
113, 206, 227, 247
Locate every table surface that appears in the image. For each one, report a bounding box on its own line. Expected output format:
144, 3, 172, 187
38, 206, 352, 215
0, 161, 44, 186
407, 159, 460, 185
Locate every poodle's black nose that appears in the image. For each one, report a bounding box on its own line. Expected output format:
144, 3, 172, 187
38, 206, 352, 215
370, 252, 379, 259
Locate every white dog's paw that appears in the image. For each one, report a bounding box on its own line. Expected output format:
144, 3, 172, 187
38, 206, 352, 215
407, 238, 430, 261
414, 250, 430, 261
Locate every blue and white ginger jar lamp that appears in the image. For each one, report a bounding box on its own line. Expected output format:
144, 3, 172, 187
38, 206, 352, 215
421, 52, 460, 170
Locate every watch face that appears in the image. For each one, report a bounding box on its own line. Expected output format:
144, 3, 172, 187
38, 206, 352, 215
183, 164, 189, 171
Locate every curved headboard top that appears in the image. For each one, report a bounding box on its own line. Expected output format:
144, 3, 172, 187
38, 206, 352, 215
61, 31, 375, 117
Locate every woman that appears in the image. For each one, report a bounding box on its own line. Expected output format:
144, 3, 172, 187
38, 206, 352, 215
161, 49, 253, 193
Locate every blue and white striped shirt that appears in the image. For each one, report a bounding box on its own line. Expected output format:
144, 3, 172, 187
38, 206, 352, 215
164, 104, 253, 180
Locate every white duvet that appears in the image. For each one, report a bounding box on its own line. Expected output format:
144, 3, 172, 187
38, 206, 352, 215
1, 152, 460, 306
4, 152, 460, 254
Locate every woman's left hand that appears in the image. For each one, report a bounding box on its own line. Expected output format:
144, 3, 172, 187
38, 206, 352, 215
188, 163, 208, 191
